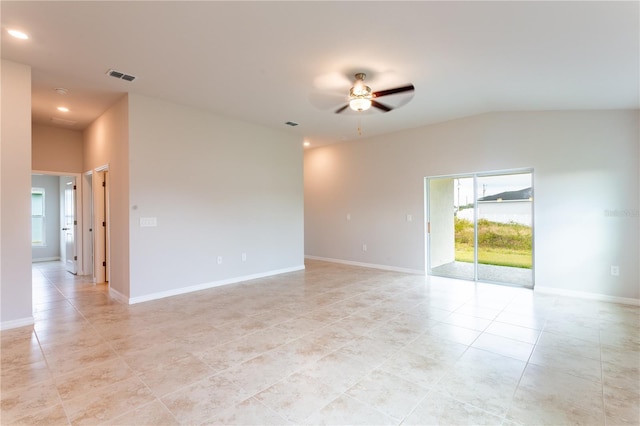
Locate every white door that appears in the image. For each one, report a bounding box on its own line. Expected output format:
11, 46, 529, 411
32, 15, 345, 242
94, 169, 109, 283
62, 177, 77, 274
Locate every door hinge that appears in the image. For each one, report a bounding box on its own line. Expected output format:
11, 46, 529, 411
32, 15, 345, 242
102, 181, 106, 187
427, 222, 431, 233
102, 221, 106, 227
74, 256, 77, 261
73, 185, 77, 190
89, 228, 93, 232
74, 220, 77, 225
102, 261, 106, 267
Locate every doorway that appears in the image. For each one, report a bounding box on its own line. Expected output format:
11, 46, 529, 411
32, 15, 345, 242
61, 176, 77, 274
82, 172, 94, 280
426, 170, 534, 288
31, 172, 81, 273
93, 167, 110, 284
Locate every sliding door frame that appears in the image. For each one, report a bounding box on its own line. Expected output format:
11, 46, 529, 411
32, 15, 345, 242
425, 167, 535, 288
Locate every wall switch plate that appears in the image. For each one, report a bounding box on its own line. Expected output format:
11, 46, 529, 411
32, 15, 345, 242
362, 243, 367, 252
217, 256, 223, 265
611, 265, 620, 276
242, 253, 247, 262
347, 213, 351, 221
406, 214, 412, 222
139, 217, 157, 227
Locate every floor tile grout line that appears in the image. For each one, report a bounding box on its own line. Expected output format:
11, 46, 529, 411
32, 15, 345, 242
9, 261, 636, 425
32, 264, 139, 426
27, 267, 75, 425
245, 395, 295, 425
598, 328, 608, 426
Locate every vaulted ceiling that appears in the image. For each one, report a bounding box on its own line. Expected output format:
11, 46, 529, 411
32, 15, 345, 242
2, 1, 638, 147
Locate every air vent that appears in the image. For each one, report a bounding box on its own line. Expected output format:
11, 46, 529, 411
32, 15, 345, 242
107, 69, 137, 82
51, 117, 77, 126
285, 121, 299, 127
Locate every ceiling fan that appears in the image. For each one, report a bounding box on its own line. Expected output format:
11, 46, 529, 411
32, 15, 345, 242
335, 73, 415, 114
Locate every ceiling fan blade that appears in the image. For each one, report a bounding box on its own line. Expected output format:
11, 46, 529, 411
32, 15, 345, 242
335, 104, 349, 114
371, 100, 392, 112
372, 84, 415, 98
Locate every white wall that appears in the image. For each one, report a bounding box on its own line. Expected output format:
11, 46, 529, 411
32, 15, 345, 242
127, 93, 304, 301
1, 60, 33, 328
83, 95, 129, 296
304, 110, 640, 300
429, 178, 455, 268
31, 175, 61, 261
32, 124, 83, 173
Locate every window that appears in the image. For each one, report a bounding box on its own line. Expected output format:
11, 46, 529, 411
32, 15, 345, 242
32, 188, 45, 246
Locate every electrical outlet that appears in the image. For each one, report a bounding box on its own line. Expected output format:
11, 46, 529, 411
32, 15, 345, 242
611, 265, 619, 276
362, 243, 367, 252
347, 213, 351, 221
217, 256, 222, 265
406, 214, 412, 222
242, 253, 247, 262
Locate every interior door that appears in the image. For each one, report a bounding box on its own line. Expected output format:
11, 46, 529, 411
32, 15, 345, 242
94, 169, 109, 283
62, 177, 77, 274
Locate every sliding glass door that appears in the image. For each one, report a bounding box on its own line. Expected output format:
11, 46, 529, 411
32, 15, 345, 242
427, 170, 533, 288
427, 177, 474, 281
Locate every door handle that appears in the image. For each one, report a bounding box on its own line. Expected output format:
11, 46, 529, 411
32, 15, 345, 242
62, 227, 69, 231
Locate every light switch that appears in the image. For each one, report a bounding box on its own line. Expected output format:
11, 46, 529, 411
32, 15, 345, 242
140, 217, 157, 227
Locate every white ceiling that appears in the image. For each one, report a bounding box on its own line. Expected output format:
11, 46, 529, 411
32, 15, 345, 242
2, 1, 638, 147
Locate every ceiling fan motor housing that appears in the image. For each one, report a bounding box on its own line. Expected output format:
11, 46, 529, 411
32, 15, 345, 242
335, 72, 415, 114
349, 73, 373, 111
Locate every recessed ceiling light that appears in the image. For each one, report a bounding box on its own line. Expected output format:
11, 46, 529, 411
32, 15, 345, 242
57, 106, 69, 112
303, 141, 311, 147
8, 29, 29, 40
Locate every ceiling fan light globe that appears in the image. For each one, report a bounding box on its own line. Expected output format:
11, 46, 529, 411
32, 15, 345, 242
349, 98, 372, 111
350, 84, 372, 97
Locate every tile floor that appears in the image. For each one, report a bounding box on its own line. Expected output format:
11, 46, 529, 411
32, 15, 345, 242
1, 260, 638, 425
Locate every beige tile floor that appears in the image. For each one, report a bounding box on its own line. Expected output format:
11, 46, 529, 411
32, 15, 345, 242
1, 260, 639, 425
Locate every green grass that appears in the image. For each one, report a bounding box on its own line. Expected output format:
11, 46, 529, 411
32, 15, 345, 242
455, 246, 532, 269
455, 217, 532, 269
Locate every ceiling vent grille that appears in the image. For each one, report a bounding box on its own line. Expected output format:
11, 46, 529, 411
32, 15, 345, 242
107, 69, 137, 82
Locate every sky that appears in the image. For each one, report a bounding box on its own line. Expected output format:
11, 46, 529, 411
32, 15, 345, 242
454, 173, 532, 207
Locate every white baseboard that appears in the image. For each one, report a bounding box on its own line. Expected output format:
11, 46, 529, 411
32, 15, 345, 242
32, 257, 61, 263
127, 265, 306, 305
108, 287, 129, 305
535, 286, 640, 306
304, 255, 424, 275
1, 316, 35, 331
306, 256, 640, 306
